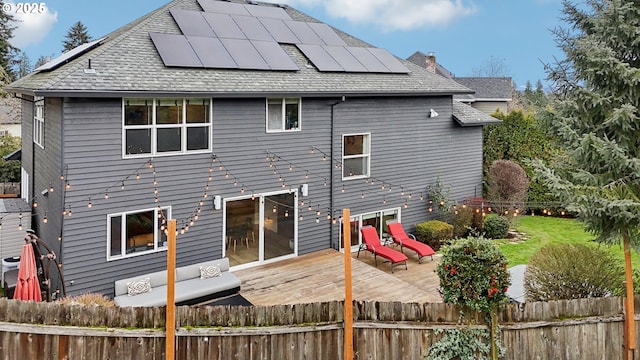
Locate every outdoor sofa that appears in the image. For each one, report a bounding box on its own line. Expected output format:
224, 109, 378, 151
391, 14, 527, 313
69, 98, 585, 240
113, 257, 240, 307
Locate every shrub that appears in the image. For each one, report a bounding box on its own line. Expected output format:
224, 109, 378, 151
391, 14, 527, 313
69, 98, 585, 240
524, 243, 624, 301
483, 214, 509, 239
57, 293, 116, 307
415, 220, 453, 250
437, 236, 510, 312
451, 206, 474, 238
487, 160, 529, 215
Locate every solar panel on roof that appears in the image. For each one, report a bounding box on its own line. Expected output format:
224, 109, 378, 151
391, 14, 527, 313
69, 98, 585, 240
244, 3, 291, 20
202, 13, 246, 39
284, 21, 323, 45
35, 37, 107, 72
187, 36, 237, 68
197, 0, 250, 15
220, 38, 269, 70
307, 22, 347, 47
149, 33, 203, 67
259, 18, 299, 44
251, 40, 298, 70
323, 46, 367, 72
232, 15, 273, 41
367, 47, 410, 74
296, 44, 343, 72
346, 47, 388, 73
170, 9, 216, 37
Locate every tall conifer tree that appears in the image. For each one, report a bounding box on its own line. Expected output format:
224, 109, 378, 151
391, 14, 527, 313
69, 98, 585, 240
0, 0, 18, 81
62, 21, 91, 52
534, 1, 640, 357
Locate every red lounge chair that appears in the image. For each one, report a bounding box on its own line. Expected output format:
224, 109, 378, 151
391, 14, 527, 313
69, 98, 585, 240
387, 221, 435, 263
358, 226, 408, 273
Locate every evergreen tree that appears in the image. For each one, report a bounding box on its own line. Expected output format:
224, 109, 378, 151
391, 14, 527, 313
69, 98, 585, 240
0, 0, 19, 81
62, 21, 91, 52
533, 1, 640, 356
17, 51, 31, 78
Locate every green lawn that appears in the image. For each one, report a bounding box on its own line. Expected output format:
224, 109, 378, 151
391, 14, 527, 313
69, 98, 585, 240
496, 215, 640, 268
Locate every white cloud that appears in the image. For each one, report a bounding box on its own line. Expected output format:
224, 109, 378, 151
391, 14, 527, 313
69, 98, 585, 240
264, 0, 476, 31
7, 1, 58, 48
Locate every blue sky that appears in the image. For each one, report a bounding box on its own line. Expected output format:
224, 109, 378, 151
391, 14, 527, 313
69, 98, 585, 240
7, 0, 565, 89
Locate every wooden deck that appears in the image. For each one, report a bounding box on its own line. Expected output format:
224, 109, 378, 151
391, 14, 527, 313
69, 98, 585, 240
233, 248, 442, 306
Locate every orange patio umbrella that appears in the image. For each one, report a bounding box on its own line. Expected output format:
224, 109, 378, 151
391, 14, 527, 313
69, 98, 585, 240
13, 242, 42, 302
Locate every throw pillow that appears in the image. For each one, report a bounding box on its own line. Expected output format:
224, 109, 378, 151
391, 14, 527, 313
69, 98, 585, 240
200, 264, 222, 279
127, 277, 151, 296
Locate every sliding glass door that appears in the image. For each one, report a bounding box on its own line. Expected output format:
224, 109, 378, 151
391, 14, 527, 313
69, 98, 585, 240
225, 191, 296, 267
340, 208, 400, 252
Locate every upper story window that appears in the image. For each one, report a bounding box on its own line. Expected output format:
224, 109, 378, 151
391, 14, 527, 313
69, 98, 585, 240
107, 206, 170, 260
123, 98, 211, 157
33, 98, 44, 148
267, 98, 300, 132
342, 133, 370, 179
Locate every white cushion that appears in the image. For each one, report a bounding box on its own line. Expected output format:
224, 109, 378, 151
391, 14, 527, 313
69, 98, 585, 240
127, 277, 151, 296
200, 264, 221, 279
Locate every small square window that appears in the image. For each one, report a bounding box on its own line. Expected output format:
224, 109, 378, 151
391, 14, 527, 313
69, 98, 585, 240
267, 98, 301, 132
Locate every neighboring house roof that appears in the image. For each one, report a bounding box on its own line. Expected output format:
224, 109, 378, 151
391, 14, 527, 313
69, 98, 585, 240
406, 51, 453, 79
453, 77, 513, 101
405, 51, 513, 103
452, 101, 502, 127
8, 0, 473, 98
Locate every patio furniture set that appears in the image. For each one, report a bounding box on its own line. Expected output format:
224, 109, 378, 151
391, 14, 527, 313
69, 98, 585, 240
358, 222, 435, 273
113, 257, 241, 307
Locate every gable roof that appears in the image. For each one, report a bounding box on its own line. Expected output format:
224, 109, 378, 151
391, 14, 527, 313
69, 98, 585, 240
453, 77, 513, 101
8, 0, 472, 98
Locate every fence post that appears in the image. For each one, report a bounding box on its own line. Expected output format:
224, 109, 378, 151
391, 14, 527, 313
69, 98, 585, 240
343, 208, 353, 360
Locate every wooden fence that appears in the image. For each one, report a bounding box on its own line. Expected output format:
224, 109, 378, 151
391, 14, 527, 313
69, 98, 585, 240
0, 296, 638, 359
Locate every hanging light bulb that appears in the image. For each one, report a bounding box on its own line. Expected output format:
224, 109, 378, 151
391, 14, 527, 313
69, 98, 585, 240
273, 205, 277, 213
49, 184, 54, 192
361, 192, 365, 199
194, 214, 199, 220
18, 212, 22, 220
104, 191, 109, 200
420, 193, 424, 201
383, 195, 387, 204
136, 172, 140, 180
65, 182, 71, 190
316, 217, 320, 223
341, 185, 345, 193
43, 215, 48, 224
326, 212, 331, 220
18, 223, 22, 231
299, 214, 304, 221
284, 210, 289, 217
62, 208, 67, 216
33, 201, 38, 208
121, 181, 125, 190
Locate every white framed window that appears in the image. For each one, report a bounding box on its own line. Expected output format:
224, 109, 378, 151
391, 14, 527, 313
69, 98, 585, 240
123, 98, 211, 157
266, 98, 301, 132
107, 206, 171, 260
33, 98, 44, 148
342, 133, 370, 179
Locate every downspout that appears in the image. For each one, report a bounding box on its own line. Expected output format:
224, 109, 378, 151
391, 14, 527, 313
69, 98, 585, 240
330, 96, 345, 249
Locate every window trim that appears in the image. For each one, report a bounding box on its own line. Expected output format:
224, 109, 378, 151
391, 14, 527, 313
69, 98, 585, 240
122, 98, 213, 158
106, 206, 171, 261
33, 98, 44, 149
266, 97, 301, 133
342, 132, 371, 180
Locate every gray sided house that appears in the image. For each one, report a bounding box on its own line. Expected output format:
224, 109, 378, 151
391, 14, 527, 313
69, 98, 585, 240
7, 0, 498, 298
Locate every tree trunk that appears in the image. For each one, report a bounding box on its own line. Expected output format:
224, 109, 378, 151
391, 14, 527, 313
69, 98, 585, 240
623, 232, 635, 360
